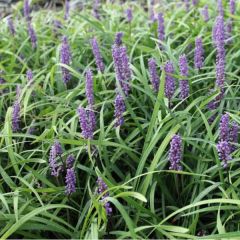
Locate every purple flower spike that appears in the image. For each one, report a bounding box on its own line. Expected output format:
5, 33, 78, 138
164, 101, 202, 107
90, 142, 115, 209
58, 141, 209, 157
64, 0, 70, 20
114, 32, 123, 46
217, 140, 231, 168
202, 5, 209, 22
60, 36, 71, 84
114, 93, 125, 127
7, 17, 15, 36
49, 141, 63, 177
12, 101, 20, 132
66, 154, 75, 168
217, 0, 224, 16
27, 70, 33, 83
93, 0, 100, 19
179, 54, 189, 99
85, 69, 94, 106
230, 121, 238, 152
24, 0, 31, 21
77, 106, 95, 139
28, 22, 37, 49
65, 168, 76, 195
164, 61, 175, 101
194, 37, 204, 70
148, 58, 159, 92
125, 8, 133, 22
219, 113, 229, 142
184, 0, 190, 12
96, 177, 112, 215
90, 38, 105, 73
230, 0, 236, 15
112, 43, 131, 96
149, 7, 156, 22
157, 13, 165, 46
169, 134, 183, 171
213, 16, 225, 48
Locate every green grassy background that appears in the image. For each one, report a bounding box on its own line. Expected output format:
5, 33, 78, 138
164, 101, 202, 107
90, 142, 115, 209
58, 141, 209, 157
0, 0, 240, 239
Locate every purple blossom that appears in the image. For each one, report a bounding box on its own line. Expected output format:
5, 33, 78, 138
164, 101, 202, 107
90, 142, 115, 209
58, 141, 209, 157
194, 37, 204, 70
114, 93, 125, 127
217, 0, 224, 16
12, 101, 20, 132
96, 177, 112, 215
230, 0, 236, 15
157, 13, 165, 46
169, 134, 183, 171
64, 0, 70, 20
230, 121, 238, 152
85, 69, 94, 106
149, 7, 156, 22
49, 141, 63, 177
112, 43, 131, 96
148, 58, 159, 92
164, 61, 175, 101
217, 140, 231, 168
53, 20, 62, 34
212, 16, 225, 48
65, 168, 76, 195
7, 17, 15, 36
77, 106, 95, 139
27, 70, 33, 83
125, 8, 133, 22
66, 154, 75, 168
202, 5, 209, 22
27, 22, 37, 49
114, 32, 123, 46
192, 0, 199, 6
179, 54, 189, 99
219, 113, 229, 142
16, 84, 21, 98
24, 0, 31, 21
184, 0, 190, 12
90, 38, 105, 73
60, 36, 71, 84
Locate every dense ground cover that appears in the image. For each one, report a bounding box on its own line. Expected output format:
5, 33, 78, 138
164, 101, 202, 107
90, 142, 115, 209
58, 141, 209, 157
0, 0, 240, 239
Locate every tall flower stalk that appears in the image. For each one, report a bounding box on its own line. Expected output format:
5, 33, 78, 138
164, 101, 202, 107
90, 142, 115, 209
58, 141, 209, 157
179, 54, 189, 100
60, 36, 71, 84
90, 38, 105, 73
169, 134, 183, 171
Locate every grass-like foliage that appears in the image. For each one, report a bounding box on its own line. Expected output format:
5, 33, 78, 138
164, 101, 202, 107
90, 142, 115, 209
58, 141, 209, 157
0, 0, 240, 239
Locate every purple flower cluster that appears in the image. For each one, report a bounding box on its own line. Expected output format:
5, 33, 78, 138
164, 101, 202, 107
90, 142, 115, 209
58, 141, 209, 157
216, 114, 238, 168
114, 93, 126, 127
66, 154, 75, 168
125, 8, 133, 23
217, 141, 231, 168
157, 13, 165, 46
77, 106, 96, 139
27, 69, 33, 83
65, 168, 76, 195
93, 0, 100, 19
85, 69, 94, 106
179, 54, 189, 99
7, 17, 15, 36
148, 58, 159, 92
60, 36, 72, 84
96, 177, 112, 215
49, 141, 63, 177
230, 0, 236, 15
184, 0, 190, 12
194, 37, 204, 70
164, 61, 175, 101
192, 0, 199, 6
90, 38, 105, 73
114, 32, 123, 46
169, 134, 183, 171
24, 0, 31, 21
28, 22, 37, 49
12, 100, 20, 132
202, 5, 209, 22
53, 20, 63, 34
112, 34, 132, 96
219, 113, 229, 141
